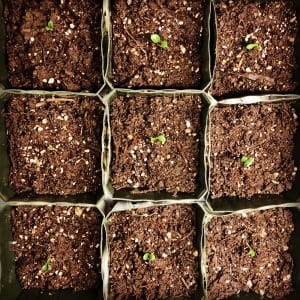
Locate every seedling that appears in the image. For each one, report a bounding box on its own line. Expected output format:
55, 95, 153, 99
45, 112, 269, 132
246, 242, 256, 258
45, 21, 54, 31
240, 156, 254, 166
41, 256, 52, 272
150, 34, 168, 49
143, 252, 156, 261
48, 146, 58, 152
246, 42, 262, 51
150, 134, 166, 144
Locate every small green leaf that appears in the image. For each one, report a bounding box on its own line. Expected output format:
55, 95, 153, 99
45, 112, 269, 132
240, 156, 254, 166
143, 252, 156, 261
45, 21, 54, 31
157, 135, 166, 143
151, 34, 168, 49
248, 248, 256, 257
246, 242, 256, 258
160, 40, 168, 49
41, 264, 48, 272
148, 253, 156, 261
150, 134, 166, 144
151, 34, 161, 44
41, 256, 52, 272
246, 43, 261, 50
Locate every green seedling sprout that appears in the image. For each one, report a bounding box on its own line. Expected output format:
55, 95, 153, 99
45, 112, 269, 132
41, 256, 52, 272
160, 40, 168, 49
143, 252, 156, 261
150, 134, 166, 144
45, 21, 54, 31
246, 242, 256, 258
246, 42, 262, 51
151, 34, 168, 49
240, 156, 254, 166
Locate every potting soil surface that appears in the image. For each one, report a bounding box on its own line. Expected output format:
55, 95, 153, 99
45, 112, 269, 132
110, 94, 203, 195
6, 96, 103, 195
210, 0, 298, 98
112, 0, 205, 88
206, 207, 294, 299
108, 204, 199, 299
4, 0, 102, 91
210, 102, 298, 199
11, 206, 101, 291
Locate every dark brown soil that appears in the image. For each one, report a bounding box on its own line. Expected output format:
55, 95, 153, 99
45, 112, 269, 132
108, 204, 199, 299
110, 95, 203, 195
210, 0, 298, 99
112, 0, 205, 88
205, 207, 294, 300
6, 96, 103, 195
4, 0, 102, 92
11, 206, 101, 291
210, 102, 298, 199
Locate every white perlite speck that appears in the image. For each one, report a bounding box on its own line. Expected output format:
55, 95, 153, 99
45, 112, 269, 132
246, 280, 253, 288
180, 45, 186, 54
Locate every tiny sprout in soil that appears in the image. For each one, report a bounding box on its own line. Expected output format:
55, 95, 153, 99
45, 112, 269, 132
143, 252, 156, 261
240, 156, 254, 166
151, 34, 168, 49
150, 134, 166, 144
45, 21, 54, 31
41, 256, 52, 272
48, 146, 58, 152
246, 42, 262, 51
246, 242, 256, 258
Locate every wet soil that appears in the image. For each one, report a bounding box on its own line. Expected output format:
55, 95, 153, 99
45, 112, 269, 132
210, 0, 298, 99
110, 94, 203, 195
6, 95, 103, 195
205, 207, 294, 300
4, 0, 102, 92
209, 102, 298, 199
108, 204, 199, 299
11, 206, 101, 291
112, 0, 205, 88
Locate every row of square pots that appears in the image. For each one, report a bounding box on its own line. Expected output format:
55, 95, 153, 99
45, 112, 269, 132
1, 200, 300, 300
1, 0, 299, 95
1, 91, 299, 213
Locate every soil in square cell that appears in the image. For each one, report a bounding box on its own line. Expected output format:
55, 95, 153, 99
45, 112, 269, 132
5, 96, 103, 195
110, 94, 203, 195
210, 0, 298, 99
112, 0, 205, 89
205, 208, 294, 299
11, 206, 102, 291
108, 204, 199, 299
4, 0, 102, 91
209, 102, 298, 199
